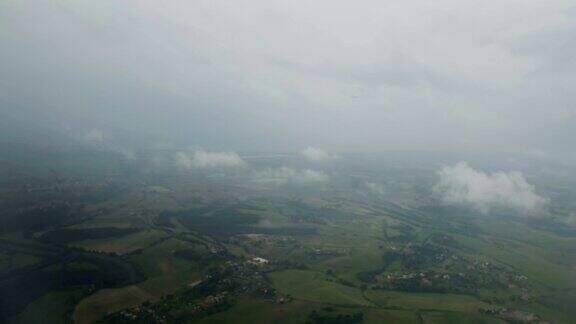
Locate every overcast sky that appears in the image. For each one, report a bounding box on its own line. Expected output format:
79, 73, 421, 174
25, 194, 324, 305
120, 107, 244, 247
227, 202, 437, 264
1, 0, 575, 153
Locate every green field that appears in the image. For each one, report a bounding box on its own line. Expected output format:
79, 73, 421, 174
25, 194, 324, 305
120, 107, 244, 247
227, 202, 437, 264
364, 290, 489, 312
2, 149, 576, 324
74, 286, 154, 324
269, 269, 371, 306
73, 237, 206, 323
8, 290, 84, 324
69, 229, 169, 255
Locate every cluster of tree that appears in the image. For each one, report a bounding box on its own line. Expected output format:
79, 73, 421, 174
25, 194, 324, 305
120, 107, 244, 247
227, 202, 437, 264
173, 249, 225, 266
0, 202, 86, 234
400, 243, 450, 270
356, 250, 399, 284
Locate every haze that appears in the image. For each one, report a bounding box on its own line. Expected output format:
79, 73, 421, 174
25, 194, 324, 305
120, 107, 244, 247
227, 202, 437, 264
1, 0, 575, 154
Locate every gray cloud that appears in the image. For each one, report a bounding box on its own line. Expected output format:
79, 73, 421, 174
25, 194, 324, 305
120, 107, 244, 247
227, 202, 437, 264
1, 1, 575, 153
434, 162, 547, 214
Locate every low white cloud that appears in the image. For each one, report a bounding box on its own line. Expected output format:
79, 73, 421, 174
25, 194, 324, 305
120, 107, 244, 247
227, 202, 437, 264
84, 129, 106, 143
365, 182, 386, 196
174, 151, 193, 169
174, 150, 245, 169
152, 142, 177, 150
300, 147, 336, 163
115, 147, 136, 160
434, 162, 546, 214
253, 167, 329, 185
192, 150, 245, 168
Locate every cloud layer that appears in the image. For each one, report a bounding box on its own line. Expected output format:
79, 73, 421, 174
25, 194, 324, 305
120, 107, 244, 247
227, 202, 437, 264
434, 162, 546, 214
174, 150, 245, 169
252, 167, 328, 185
84, 129, 106, 143
300, 147, 336, 163
1, 0, 574, 152
365, 182, 386, 196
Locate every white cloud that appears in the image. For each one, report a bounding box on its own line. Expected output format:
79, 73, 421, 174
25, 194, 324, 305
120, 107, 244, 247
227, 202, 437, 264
433, 162, 546, 214
84, 129, 106, 143
252, 167, 328, 185
300, 147, 336, 163
365, 182, 386, 196
174, 151, 193, 168
174, 150, 245, 169
116, 147, 136, 160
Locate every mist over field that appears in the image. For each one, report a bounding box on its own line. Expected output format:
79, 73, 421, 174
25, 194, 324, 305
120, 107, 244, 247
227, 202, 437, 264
1, 1, 576, 324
